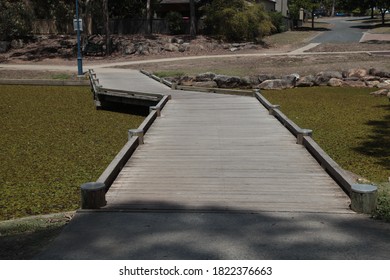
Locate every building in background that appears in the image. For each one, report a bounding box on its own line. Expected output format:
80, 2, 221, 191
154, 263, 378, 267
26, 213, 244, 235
275, 0, 289, 17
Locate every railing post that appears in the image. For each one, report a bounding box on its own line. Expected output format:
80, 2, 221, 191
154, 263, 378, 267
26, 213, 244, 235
80, 182, 106, 209
128, 129, 144, 144
297, 129, 313, 145
350, 184, 378, 214
269, 105, 280, 116
150, 106, 161, 117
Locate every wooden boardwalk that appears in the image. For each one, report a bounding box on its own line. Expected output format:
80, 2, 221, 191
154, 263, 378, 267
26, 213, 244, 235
98, 70, 351, 214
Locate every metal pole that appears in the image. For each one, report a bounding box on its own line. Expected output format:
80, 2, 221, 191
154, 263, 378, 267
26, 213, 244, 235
76, 0, 83, 76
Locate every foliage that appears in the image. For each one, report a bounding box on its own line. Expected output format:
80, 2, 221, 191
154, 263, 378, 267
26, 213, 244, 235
373, 183, 390, 221
0, 86, 144, 221
269, 12, 287, 33
203, 0, 275, 41
0, 0, 32, 40
288, 0, 320, 20
165, 11, 184, 35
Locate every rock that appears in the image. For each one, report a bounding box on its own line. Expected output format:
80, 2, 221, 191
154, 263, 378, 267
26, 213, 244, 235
164, 43, 179, 52
257, 74, 280, 83
342, 80, 367, 87
283, 74, 300, 86
193, 81, 218, 88
366, 80, 381, 88
348, 68, 367, 79
176, 39, 184, 44
376, 83, 390, 89
328, 78, 343, 87
213, 75, 242, 88
315, 71, 343, 85
230, 47, 240, 52
362, 76, 380, 81
344, 77, 360, 81
11, 39, 24, 49
178, 45, 186, 52
247, 76, 261, 86
195, 72, 216, 82
178, 76, 194, 86
258, 79, 290, 90
369, 89, 389, 96
296, 75, 315, 87
0, 41, 10, 53
239, 77, 252, 88
124, 44, 136, 55
368, 68, 390, 78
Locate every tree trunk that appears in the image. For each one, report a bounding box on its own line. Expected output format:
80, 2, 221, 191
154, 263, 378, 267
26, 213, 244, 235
381, 12, 385, 25
190, 0, 196, 36
103, 0, 110, 56
146, 0, 152, 34
331, 0, 335, 17
371, 7, 374, 19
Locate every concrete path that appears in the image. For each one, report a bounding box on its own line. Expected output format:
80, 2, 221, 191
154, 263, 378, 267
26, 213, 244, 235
37, 69, 390, 260
311, 17, 370, 43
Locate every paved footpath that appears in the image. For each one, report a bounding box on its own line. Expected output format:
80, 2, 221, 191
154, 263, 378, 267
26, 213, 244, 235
36, 69, 390, 260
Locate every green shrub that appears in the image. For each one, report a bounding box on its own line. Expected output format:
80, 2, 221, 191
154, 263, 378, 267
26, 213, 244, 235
166, 11, 184, 35
269, 11, 287, 33
204, 0, 275, 41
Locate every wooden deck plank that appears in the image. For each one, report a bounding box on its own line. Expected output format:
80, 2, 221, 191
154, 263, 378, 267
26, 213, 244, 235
98, 71, 351, 214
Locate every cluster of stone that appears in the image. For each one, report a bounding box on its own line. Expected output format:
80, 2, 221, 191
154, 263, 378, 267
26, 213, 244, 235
169, 68, 390, 97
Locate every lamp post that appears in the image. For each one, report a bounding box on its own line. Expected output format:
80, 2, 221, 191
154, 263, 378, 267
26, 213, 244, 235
76, 0, 83, 76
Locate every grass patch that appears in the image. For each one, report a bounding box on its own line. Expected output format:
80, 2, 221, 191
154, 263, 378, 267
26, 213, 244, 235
0, 85, 144, 221
262, 87, 390, 220
50, 73, 72, 80
0, 212, 73, 259
263, 30, 320, 46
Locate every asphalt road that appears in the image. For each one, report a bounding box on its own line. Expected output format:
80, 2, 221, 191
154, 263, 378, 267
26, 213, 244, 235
311, 17, 371, 43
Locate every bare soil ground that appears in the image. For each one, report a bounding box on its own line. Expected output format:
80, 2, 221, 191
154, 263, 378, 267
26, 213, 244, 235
122, 52, 390, 77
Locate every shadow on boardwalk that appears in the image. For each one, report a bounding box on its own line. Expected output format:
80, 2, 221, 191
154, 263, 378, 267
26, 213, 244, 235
37, 202, 390, 260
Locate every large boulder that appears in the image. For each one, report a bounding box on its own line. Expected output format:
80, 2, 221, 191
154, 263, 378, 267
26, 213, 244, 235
328, 78, 343, 87
369, 89, 389, 96
164, 43, 179, 52
366, 80, 381, 88
178, 75, 194, 86
315, 71, 343, 85
342, 80, 367, 87
376, 82, 390, 90
296, 75, 315, 87
347, 68, 367, 79
246, 76, 261, 86
368, 68, 390, 78
258, 79, 291, 90
213, 75, 242, 88
193, 81, 218, 88
282, 74, 300, 87
257, 74, 280, 83
195, 72, 216, 82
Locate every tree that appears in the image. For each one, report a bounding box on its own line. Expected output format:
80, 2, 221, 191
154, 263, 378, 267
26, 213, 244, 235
190, 0, 196, 36
103, 0, 110, 55
376, 0, 390, 25
0, 0, 32, 40
204, 0, 274, 41
146, 0, 152, 34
